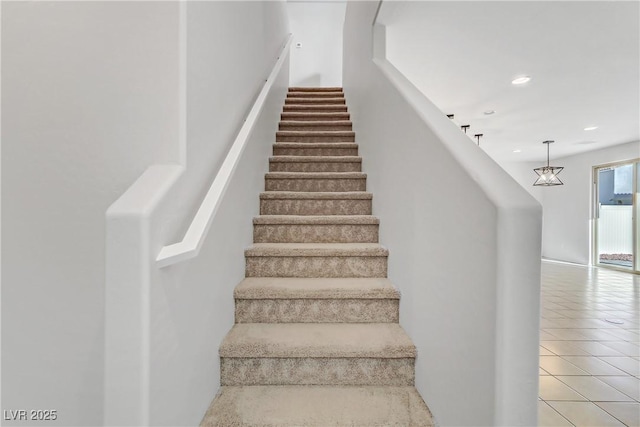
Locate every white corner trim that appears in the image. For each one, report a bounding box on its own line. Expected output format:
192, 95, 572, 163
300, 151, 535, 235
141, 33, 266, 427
156, 34, 293, 269
105, 164, 183, 427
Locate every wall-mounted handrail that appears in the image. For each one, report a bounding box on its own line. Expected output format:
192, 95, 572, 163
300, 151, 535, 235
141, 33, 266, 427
156, 34, 293, 268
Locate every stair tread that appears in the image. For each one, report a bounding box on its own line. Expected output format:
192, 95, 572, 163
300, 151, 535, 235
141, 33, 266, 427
283, 106, 348, 112
282, 112, 349, 117
284, 104, 348, 108
283, 103, 347, 107
285, 97, 345, 101
265, 171, 366, 178
277, 130, 354, 135
280, 120, 352, 126
219, 323, 415, 358
253, 215, 378, 225
288, 90, 343, 92
234, 277, 398, 300
260, 191, 371, 199
287, 93, 344, 97
201, 385, 433, 427
269, 156, 361, 162
282, 104, 348, 108
274, 142, 357, 148
289, 86, 343, 91
246, 242, 387, 257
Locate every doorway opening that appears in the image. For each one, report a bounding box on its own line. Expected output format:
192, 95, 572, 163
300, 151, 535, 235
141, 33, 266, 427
593, 159, 639, 273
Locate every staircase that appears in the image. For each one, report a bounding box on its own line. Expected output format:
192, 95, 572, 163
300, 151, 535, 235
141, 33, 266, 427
200, 88, 434, 426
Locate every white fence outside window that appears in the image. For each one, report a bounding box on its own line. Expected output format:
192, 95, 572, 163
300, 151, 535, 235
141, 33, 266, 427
598, 205, 633, 255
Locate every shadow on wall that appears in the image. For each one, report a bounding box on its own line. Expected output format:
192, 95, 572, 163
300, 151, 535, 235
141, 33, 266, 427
294, 73, 322, 87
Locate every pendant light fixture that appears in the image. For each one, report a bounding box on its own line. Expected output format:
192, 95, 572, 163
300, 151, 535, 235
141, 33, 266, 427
533, 140, 564, 186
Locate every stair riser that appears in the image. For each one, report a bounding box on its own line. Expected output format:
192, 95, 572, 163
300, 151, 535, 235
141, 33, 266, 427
279, 124, 352, 132
281, 113, 350, 121
269, 162, 361, 173
254, 223, 378, 243
220, 357, 414, 386
235, 299, 397, 323
287, 92, 344, 98
245, 255, 387, 278
276, 134, 355, 143
273, 146, 358, 156
265, 178, 366, 192
260, 199, 372, 215
283, 105, 348, 112
285, 98, 345, 105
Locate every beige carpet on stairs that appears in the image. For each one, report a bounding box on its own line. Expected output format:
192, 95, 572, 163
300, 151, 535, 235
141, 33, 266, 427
200, 87, 434, 427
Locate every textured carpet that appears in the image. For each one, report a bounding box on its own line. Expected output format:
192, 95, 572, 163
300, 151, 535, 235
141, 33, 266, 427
200, 88, 434, 426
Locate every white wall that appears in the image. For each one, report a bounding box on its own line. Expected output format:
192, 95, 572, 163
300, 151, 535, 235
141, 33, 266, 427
500, 161, 545, 204
343, 4, 541, 426
287, 1, 345, 87
2, 3, 180, 425
186, 1, 289, 195
2, 1, 290, 426
540, 140, 640, 265
145, 3, 289, 425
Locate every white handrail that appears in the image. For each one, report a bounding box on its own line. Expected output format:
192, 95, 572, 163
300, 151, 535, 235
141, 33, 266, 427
156, 34, 293, 268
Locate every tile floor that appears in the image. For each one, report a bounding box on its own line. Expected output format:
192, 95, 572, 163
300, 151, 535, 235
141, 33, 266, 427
539, 260, 640, 427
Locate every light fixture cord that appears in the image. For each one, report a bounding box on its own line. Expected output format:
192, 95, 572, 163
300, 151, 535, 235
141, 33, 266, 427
547, 142, 550, 167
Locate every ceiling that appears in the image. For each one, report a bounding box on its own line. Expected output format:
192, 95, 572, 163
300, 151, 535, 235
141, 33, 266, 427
377, 1, 640, 163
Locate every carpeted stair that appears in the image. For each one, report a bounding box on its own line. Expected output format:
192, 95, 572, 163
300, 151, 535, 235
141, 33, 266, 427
200, 87, 434, 426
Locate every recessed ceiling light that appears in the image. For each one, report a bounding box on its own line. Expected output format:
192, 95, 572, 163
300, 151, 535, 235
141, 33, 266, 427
484, 110, 496, 115
511, 76, 531, 85
513, 149, 522, 153
584, 126, 598, 131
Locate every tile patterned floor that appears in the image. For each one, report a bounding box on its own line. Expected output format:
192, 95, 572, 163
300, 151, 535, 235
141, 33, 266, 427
539, 261, 640, 427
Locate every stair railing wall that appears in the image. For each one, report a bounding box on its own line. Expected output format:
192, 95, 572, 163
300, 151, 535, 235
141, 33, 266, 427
343, 3, 542, 426
105, 24, 291, 427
